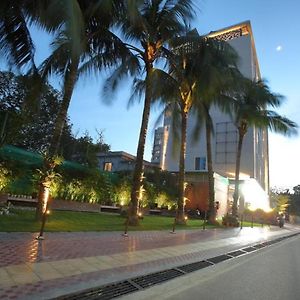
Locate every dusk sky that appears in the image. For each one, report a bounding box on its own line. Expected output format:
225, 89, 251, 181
3, 0, 300, 189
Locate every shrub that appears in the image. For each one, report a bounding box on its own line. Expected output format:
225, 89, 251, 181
0, 164, 11, 192
222, 214, 240, 227
243, 208, 277, 225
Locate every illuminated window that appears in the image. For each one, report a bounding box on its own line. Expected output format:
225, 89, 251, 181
195, 157, 206, 170
103, 162, 112, 171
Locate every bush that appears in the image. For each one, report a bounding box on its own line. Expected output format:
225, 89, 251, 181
52, 169, 114, 204
114, 177, 131, 206
0, 164, 11, 192
222, 214, 240, 227
243, 209, 277, 225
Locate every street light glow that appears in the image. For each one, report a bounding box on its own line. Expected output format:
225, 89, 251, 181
241, 179, 271, 212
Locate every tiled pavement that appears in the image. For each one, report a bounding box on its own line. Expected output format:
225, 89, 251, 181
0, 225, 299, 300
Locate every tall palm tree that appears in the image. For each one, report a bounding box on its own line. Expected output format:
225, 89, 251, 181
104, 0, 195, 225
35, 0, 131, 218
150, 35, 238, 224
192, 46, 240, 224
231, 79, 298, 217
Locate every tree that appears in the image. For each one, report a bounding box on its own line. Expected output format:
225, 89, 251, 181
289, 185, 300, 216
105, 0, 195, 225
35, 0, 129, 218
269, 188, 290, 213
191, 41, 239, 223
0, 71, 72, 152
70, 130, 110, 168
231, 79, 298, 217
149, 33, 238, 224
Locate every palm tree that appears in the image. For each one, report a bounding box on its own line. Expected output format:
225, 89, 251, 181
35, 0, 130, 218
192, 45, 240, 224
231, 79, 298, 217
104, 0, 195, 225
150, 35, 238, 224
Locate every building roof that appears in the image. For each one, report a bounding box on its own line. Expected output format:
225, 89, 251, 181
206, 20, 261, 80
97, 151, 155, 167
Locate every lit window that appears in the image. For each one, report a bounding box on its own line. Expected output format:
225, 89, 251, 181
103, 162, 112, 171
195, 157, 206, 170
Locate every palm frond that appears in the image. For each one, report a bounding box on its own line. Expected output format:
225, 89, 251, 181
39, 37, 71, 80
102, 55, 142, 104
268, 112, 298, 136
128, 78, 146, 108
0, 1, 35, 69
261, 111, 298, 136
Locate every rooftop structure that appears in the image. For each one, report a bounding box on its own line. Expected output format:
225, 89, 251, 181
98, 151, 156, 173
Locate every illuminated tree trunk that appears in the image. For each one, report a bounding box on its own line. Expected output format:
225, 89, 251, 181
232, 125, 246, 217
35, 183, 50, 220
129, 64, 152, 226
36, 59, 79, 220
176, 108, 187, 224
205, 112, 216, 223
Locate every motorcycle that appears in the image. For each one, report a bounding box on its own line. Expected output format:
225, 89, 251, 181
277, 216, 284, 228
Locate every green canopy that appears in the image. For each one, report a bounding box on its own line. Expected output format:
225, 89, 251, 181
0, 144, 88, 172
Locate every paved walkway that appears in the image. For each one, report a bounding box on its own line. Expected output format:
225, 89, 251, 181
0, 225, 299, 299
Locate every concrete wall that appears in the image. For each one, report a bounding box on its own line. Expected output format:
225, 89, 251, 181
97, 156, 135, 172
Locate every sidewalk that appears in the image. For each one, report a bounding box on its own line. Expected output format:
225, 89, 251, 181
0, 225, 299, 299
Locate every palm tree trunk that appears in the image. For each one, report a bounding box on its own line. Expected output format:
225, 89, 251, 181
49, 59, 79, 157
176, 108, 187, 224
232, 129, 244, 216
129, 65, 152, 226
36, 59, 79, 220
0, 111, 8, 146
205, 115, 216, 223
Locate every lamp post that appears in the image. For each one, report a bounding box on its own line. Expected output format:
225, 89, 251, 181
203, 211, 207, 230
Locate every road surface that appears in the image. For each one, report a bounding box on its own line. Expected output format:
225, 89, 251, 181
122, 235, 300, 300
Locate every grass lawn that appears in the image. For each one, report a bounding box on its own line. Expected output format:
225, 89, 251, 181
0, 209, 215, 232
0, 209, 263, 232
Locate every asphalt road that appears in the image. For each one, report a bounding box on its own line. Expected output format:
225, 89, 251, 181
122, 235, 300, 300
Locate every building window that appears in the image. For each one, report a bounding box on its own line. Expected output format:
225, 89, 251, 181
195, 157, 206, 170
103, 162, 112, 172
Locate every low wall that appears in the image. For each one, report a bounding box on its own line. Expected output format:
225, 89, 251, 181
50, 199, 102, 212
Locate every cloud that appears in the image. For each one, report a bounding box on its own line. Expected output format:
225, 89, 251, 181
276, 45, 283, 52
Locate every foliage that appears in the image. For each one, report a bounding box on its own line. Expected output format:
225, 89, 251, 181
0, 158, 36, 195
0, 71, 110, 165
34, 155, 63, 189
0, 163, 10, 191
51, 169, 114, 204
70, 130, 110, 168
230, 78, 298, 216
0, 71, 63, 152
102, 0, 196, 224
270, 186, 300, 216
290, 185, 300, 215
269, 188, 289, 213
243, 208, 278, 225
0, 151, 177, 207
113, 176, 132, 206
222, 214, 239, 227
0, 0, 36, 69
